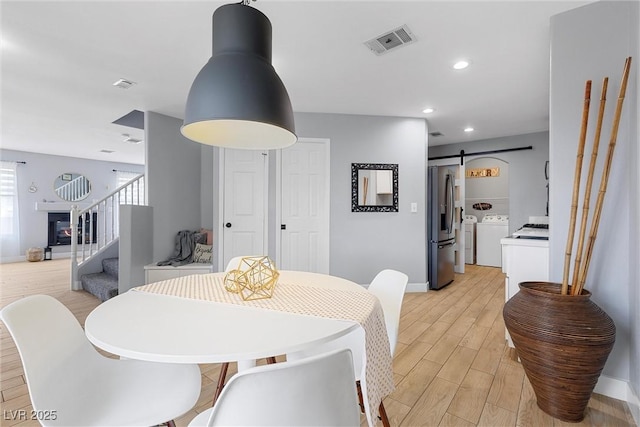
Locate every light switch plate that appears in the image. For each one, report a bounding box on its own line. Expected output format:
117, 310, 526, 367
410, 202, 418, 213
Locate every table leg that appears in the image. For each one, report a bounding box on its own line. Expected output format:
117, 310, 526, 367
356, 381, 365, 413
213, 362, 229, 405
379, 401, 390, 427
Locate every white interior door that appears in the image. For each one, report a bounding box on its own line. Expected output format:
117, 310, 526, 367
280, 139, 330, 273
222, 149, 268, 269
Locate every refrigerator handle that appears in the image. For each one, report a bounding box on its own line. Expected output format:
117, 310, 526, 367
446, 173, 455, 234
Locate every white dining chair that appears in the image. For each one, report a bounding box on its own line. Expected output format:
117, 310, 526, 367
189, 349, 360, 427
366, 269, 409, 356
0, 295, 201, 427
286, 269, 409, 427
223, 256, 247, 272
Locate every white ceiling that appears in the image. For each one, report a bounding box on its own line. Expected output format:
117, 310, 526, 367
1, 0, 591, 165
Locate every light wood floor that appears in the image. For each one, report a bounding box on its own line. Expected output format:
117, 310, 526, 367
0, 259, 636, 427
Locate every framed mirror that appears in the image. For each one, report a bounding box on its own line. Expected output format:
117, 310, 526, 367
54, 172, 91, 201
351, 163, 398, 212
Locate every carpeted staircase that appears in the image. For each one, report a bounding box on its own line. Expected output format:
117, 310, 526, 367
81, 257, 119, 302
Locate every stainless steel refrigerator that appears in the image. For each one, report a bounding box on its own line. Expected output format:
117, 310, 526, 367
428, 166, 456, 290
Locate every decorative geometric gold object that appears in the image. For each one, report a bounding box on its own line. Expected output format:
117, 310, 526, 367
223, 256, 279, 301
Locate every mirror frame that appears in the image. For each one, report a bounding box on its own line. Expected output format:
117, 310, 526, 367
351, 163, 399, 212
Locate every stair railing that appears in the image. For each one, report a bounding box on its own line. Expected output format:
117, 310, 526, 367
70, 174, 146, 290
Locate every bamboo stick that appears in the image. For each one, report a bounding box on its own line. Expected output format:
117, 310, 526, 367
575, 57, 632, 295
561, 80, 592, 296
570, 78, 609, 295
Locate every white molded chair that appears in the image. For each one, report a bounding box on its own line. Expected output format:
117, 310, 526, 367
367, 269, 409, 356
287, 269, 409, 427
0, 295, 201, 427
214, 255, 278, 402
223, 256, 248, 272
189, 349, 360, 427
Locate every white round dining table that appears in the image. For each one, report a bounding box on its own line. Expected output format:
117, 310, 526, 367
84, 271, 363, 364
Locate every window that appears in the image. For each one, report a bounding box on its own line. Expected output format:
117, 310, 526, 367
115, 170, 145, 205
1, 161, 21, 258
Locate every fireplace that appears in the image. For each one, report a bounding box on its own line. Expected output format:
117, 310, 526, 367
47, 212, 98, 246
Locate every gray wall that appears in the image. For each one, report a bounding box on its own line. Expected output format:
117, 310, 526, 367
634, 0, 640, 410
428, 131, 549, 234
550, 0, 638, 389
145, 111, 204, 262
0, 149, 143, 261
293, 113, 428, 285
118, 205, 153, 292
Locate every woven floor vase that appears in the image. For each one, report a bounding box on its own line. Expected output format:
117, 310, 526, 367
503, 281, 615, 422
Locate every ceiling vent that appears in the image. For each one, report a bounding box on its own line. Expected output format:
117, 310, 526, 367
122, 134, 143, 144
364, 25, 416, 56
429, 131, 444, 137
112, 78, 136, 89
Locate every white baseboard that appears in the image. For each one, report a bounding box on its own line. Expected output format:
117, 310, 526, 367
1, 255, 27, 263
628, 383, 640, 426
594, 374, 640, 422
407, 282, 428, 293
1, 253, 71, 264
595, 375, 629, 401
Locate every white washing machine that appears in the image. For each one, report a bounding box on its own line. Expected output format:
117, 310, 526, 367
464, 215, 477, 264
476, 214, 509, 267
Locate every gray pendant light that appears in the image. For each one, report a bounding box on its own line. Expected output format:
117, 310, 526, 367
181, 2, 296, 150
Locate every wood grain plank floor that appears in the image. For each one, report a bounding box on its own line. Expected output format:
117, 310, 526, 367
0, 259, 636, 426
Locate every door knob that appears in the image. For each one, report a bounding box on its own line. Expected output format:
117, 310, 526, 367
225, 222, 232, 228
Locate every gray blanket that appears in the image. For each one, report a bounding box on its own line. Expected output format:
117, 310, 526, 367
157, 230, 207, 266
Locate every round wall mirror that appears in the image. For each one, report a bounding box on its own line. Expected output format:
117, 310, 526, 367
54, 173, 91, 201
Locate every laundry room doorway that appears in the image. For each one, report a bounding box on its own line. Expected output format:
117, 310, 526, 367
465, 157, 509, 267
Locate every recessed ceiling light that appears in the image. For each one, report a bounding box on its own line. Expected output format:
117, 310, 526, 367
422, 107, 435, 114
464, 127, 474, 132
453, 60, 469, 70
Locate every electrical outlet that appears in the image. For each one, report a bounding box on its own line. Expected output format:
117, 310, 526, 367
411, 202, 418, 213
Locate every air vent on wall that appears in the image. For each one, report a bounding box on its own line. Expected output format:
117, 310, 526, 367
430, 131, 444, 137
364, 25, 416, 56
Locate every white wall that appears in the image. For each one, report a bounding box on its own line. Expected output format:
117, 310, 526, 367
0, 149, 143, 261
550, 0, 638, 388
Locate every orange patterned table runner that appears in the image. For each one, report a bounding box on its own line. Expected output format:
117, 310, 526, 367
134, 273, 394, 426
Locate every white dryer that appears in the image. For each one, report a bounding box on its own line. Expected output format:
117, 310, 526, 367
464, 215, 477, 264
476, 214, 509, 267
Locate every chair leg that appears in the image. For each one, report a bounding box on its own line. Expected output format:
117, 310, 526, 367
378, 401, 390, 427
213, 362, 229, 406
356, 381, 365, 413
357, 381, 389, 426
166, 421, 176, 427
